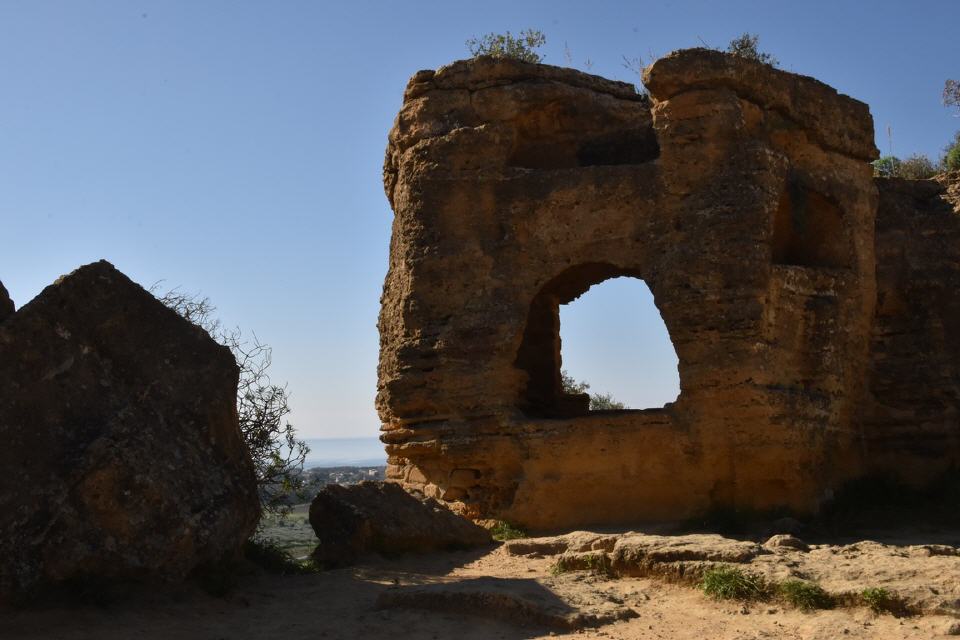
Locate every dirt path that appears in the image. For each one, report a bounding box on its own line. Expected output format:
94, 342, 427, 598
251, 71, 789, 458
2, 538, 959, 640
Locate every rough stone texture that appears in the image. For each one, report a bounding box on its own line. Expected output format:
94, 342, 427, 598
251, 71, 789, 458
504, 532, 619, 558
502, 530, 960, 616
378, 49, 883, 530
309, 481, 491, 567
862, 175, 960, 482
380, 48, 960, 530
0, 280, 13, 323
763, 534, 809, 552
0, 260, 259, 599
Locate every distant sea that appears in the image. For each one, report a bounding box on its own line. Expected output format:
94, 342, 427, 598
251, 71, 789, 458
302, 437, 386, 469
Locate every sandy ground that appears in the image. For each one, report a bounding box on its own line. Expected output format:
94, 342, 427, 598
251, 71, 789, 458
3, 533, 960, 640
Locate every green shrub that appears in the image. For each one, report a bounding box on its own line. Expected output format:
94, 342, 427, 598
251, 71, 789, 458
778, 579, 834, 611
860, 587, 906, 615
466, 29, 546, 63
872, 156, 902, 178
944, 133, 960, 172
490, 520, 528, 541
699, 565, 770, 601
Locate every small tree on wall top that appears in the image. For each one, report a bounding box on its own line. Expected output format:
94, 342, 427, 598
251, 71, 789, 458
726, 33, 779, 67
466, 29, 546, 63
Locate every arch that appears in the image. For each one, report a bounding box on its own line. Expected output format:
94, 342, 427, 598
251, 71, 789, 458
514, 263, 679, 418
561, 277, 680, 411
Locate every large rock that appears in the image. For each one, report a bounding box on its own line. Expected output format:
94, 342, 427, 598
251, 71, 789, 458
0, 280, 12, 323
309, 481, 491, 567
378, 49, 879, 528
0, 261, 259, 599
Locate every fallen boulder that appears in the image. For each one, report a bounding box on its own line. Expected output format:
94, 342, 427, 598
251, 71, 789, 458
309, 481, 491, 567
0, 260, 260, 599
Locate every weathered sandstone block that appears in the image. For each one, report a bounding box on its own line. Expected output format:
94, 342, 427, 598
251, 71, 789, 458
378, 50, 960, 531
862, 175, 960, 480
378, 50, 880, 530
0, 261, 259, 598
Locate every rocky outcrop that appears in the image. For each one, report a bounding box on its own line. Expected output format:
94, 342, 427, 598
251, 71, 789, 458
0, 280, 13, 323
505, 530, 960, 615
0, 261, 259, 599
309, 481, 491, 567
378, 50, 880, 529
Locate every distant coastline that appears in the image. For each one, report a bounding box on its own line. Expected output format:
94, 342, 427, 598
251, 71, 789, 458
302, 437, 386, 469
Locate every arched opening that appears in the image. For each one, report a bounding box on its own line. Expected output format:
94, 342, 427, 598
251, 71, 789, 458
561, 277, 680, 412
514, 264, 680, 418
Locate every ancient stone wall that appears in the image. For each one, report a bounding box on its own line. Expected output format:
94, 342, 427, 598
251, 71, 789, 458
862, 174, 960, 481
378, 49, 957, 530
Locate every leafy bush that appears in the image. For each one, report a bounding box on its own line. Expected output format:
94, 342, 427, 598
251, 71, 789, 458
154, 287, 309, 517
898, 154, 937, 179
490, 520, 527, 541
943, 132, 960, 172
873, 154, 937, 179
778, 579, 834, 611
872, 156, 902, 178
699, 565, 770, 601
861, 587, 896, 614
726, 33, 778, 67
946, 145, 960, 172
466, 29, 546, 63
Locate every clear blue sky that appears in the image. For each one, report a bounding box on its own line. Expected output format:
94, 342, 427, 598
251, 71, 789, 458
1, 1, 956, 437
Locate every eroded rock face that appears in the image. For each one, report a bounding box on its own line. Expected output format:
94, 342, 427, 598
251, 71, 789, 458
863, 174, 960, 480
309, 481, 491, 567
378, 50, 882, 529
0, 261, 259, 599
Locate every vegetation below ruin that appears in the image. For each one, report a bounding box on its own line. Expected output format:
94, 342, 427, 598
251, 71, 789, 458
699, 566, 771, 602
489, 520, 528, 541
699, 566, 913, 616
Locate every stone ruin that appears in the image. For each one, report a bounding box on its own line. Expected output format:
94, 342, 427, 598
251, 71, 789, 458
377, 49, 960, 530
